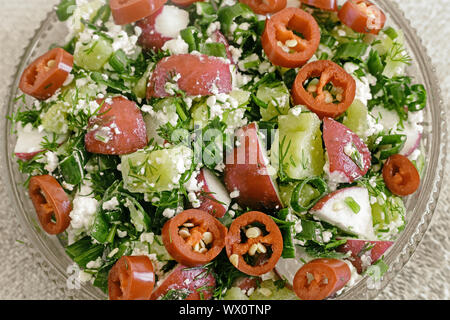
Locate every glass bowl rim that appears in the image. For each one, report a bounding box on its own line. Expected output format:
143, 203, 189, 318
0, 0, 447, 300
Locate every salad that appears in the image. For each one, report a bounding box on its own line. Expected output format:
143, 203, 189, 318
9, 0, 427, 300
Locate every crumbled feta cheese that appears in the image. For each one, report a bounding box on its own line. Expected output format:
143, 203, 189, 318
154, 5, 190, 39
102, 197, 120, 211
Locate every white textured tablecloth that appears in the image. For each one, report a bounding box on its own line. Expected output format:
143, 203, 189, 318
0, 0, 449, 300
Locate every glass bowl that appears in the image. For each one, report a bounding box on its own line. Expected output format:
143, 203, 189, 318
1, 0, 446, 300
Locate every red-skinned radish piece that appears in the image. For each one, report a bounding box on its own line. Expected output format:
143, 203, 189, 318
84, 96, 148, 155
210, 30, 234, 63
400, 127, 422, 157
323, 117, 371, 184
310, 186, 376, 240
137, 5, 189, 51
136, 7, 172, 51
337, 239, 393, 273
14, 123, 67, 161
224, 123, 283, 212
150, 264, 216, 300
147, 54, 232, 98
196, 168, 232, 218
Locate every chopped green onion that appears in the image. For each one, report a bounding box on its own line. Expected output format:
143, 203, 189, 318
290, 177, 328, 213
368, 49, 384, 75
334, 42, 369, 60
383, 27, 398, 40
108, 49, 128, 73
344, 197, 360, 214
56, 0, 76, 22
201, 42, 228, 59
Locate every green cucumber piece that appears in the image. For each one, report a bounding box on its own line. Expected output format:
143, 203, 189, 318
343, 99, 369, 139
256, 82, 291, 122
41, 101, 71, 134
249, 280, 298, 300
272, 111, 324, 180
223, 287, 250, 300
74, 37, 113, 71
121, 146, 193, 193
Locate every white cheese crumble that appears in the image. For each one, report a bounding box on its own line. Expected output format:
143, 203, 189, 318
154, 5, 190, 39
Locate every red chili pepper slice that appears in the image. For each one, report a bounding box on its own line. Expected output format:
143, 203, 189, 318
28, 175, 72, 235
239, 0, 287, 15
108, 255, 155, 300
162, 209, 227, 267
293, 258, 351, 300
110, 0, 168, 25
338, 0, 386, 35
382, 154, 420, 196
302, 0, 338, 11
292, 60, 356, 119
261, 7, 321, 68
19, 48, 73, 100
225, 211, 283, 276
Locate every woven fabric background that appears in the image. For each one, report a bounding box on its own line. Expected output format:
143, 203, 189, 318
0, 0, 448, 300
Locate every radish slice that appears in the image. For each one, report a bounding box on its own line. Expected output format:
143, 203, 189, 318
310, 186, 376, 240
196, 168, 231, 218
14, 123, 67, 160
224, 123, 283, 211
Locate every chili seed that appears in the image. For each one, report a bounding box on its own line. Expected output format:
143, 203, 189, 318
230, 254, 239, 268
202, 232, 213, 245
248, 243, 259, 256
178, 228, 190, 238
245, 227, 262, 239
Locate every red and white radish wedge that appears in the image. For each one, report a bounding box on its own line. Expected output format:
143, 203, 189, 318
150, 264, 216, 300
310, 187, 376, 240
224, 123, 283, 211
147, 54, 232, 98
196, 167, 231, 218
137, 5, 189, 51
275, 246, 315, 287
14, 123, 67, 160
211, 30, 234, 63
400, 126, 422, 157
323, 117, 371, 184
337, 239, 393, 273
85, 96, 148, 155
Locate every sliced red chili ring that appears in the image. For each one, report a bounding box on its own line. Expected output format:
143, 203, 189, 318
161, 209, 227, 267
28, 175, 72, 235
108, 255, 155, 300
382, 154, 420, 196
239, 0, 287, 15
338, 0, 386, 35
19, 48, 73, 100
225, 211, 283, 276
261, 7, 321, 68
293, 258, 351, 300
292, 60, 356, 119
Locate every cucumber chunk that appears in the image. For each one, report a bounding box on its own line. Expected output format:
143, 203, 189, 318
271, 110, 324, 180
41, 101, 71, 134
150, 235, 173, 261
343, 99, 369, 139
256, 82, 291, 122
121, 146, 193, 193
132, 63, 154, 99
74, 37, 113, 71
371, 194, 405, 235
249, 280, 298, 300
223, 287, 250, 300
